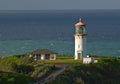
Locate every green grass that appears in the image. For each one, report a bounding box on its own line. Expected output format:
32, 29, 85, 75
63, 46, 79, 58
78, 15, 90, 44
39, 59, 82, 63
57, 55, 74, 59
38, 55, 82, 63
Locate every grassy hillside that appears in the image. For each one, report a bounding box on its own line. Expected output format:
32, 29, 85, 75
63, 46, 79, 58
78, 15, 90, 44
0, 54, 56, 84
0, 55, 120, 84
47, 57, 120, 84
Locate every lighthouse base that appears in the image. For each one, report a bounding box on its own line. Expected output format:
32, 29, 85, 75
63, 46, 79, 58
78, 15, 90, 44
74, 50, 83, 60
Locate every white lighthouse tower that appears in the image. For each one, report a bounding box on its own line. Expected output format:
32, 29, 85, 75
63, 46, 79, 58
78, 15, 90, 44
74, 18, 87, 60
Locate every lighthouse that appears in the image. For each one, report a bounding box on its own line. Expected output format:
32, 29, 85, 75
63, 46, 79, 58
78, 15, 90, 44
74, 18, 87, 60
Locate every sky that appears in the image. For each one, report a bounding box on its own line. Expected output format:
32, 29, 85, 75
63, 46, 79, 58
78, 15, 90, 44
0, 0, 120, 10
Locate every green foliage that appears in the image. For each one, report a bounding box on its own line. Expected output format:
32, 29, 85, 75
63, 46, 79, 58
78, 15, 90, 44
0, 54, 57, 82
48, 57, 120, 84
0, 71, 34, 84
0, 55, 33, 72
1, 54, 120, 84
11, 63, 34, 74
0, 56, 19, 72
31, 64, 56, 79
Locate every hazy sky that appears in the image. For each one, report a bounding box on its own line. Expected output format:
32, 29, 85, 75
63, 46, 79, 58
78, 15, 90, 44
0, 0, 120, 10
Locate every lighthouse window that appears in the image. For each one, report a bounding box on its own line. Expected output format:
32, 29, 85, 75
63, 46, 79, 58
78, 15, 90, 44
76, 28, 83, 34
83, 28, 86, 34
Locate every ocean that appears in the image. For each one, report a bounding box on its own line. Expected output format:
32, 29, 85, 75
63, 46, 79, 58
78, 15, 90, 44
0, 10, 120, 57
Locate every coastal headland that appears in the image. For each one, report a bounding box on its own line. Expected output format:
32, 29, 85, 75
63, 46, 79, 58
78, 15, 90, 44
0, 54, 120, 84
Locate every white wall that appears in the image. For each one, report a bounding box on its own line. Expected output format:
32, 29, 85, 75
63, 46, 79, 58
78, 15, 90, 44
75, 35, 86, 59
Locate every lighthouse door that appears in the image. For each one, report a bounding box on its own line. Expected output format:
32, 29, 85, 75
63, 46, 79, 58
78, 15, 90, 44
78, 53, 81, 59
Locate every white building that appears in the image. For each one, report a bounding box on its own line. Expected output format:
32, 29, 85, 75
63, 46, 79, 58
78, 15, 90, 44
29, 49, 57, 60
83, 57, 94, 64
74, 18, 87, 60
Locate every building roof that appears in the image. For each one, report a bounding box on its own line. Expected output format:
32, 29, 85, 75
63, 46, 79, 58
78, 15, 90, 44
29, 49, 57, 54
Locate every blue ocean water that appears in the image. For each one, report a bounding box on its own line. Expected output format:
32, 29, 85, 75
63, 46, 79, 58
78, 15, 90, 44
0, 10, 120, 56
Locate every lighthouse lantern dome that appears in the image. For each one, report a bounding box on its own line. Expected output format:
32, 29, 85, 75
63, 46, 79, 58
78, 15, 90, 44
75, 18, 86, 35
75, 18, 86, 27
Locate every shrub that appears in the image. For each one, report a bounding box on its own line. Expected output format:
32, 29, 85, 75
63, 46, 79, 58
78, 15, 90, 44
10, 62, 34, 74
0, 71, 34, 84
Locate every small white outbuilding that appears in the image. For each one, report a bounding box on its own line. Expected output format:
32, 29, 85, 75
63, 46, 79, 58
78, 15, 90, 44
83, 57, 94, 64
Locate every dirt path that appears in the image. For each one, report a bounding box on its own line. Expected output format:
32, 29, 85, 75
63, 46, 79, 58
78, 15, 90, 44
31, 64, 69, 84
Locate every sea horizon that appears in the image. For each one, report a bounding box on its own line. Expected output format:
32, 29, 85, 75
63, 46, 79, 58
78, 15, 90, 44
0, 9, 120, 13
